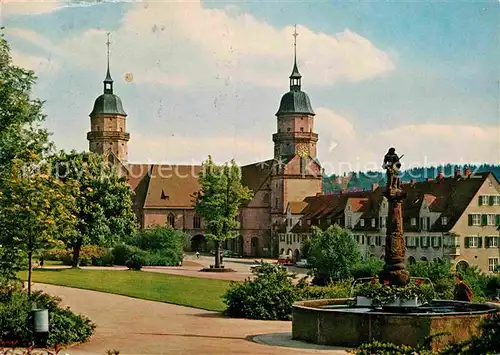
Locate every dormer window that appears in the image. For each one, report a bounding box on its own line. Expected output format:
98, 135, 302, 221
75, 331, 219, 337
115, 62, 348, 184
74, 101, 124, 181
411, 218, 416, 226
371, 218, 376, 227
360, 219, 365, 227
441, 216, 448, 225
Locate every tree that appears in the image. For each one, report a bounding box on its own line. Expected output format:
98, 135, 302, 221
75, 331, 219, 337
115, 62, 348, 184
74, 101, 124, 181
0, 31, 71, 293
49, 150, 136, 267
0, 159, 76, 295
308, 225, 361, 284
195, 156, 252, 268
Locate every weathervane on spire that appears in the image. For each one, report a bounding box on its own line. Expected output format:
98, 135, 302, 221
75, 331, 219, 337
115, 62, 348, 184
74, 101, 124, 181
293, 24, 298, 61
106, 32, 111, 70
103, 32, 113, 94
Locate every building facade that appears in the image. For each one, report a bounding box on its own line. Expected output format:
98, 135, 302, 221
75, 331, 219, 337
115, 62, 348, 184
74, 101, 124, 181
86, 38, 322, 257
279, 170, 500, 274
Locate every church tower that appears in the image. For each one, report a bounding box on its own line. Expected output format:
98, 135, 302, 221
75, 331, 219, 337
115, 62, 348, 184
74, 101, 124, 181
87, 33, 129, 167
271, 25, 322, 226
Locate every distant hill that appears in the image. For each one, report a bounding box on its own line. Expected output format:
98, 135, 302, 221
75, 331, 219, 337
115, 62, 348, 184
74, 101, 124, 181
323, 164, 500, 194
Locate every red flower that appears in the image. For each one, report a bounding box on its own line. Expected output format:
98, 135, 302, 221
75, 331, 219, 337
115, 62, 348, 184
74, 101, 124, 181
415, 279, 422, 286
383, 280, 390, 285
371, 278, 377, 284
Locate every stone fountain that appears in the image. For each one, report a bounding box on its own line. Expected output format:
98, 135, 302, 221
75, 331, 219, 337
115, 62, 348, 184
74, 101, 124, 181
291, 148, 499, 352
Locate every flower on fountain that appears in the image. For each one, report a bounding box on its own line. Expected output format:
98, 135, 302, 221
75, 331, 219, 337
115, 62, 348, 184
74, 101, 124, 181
383, 280, 390, 285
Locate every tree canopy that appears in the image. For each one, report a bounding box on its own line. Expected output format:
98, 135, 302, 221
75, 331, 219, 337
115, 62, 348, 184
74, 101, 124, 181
49, 150, 136, 267
308, 225, 361, 284
195, 156, 252, 267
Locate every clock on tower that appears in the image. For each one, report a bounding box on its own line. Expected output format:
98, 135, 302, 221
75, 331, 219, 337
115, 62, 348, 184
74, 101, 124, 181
296, 144, 309, 158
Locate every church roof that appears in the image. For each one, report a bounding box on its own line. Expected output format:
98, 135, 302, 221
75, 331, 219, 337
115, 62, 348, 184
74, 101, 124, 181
128, 161, 274, 211
90, 93, 127, 117
276, 89, 314, 116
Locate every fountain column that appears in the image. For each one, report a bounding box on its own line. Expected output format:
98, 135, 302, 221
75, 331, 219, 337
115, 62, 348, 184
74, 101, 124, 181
379, 148, 409, 287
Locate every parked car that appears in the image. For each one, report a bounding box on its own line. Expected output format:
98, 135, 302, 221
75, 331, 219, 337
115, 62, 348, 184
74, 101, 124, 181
277, 254, 293, 265
296, 259, 308, 268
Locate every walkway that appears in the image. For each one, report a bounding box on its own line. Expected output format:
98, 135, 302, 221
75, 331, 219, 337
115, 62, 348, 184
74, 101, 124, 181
35, 284, 348, 355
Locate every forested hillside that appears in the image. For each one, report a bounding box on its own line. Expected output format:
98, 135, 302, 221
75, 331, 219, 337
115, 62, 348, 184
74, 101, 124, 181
323, 164, 500, 193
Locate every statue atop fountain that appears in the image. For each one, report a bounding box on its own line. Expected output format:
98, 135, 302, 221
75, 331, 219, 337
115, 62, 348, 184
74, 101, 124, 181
379, 147, 409, 287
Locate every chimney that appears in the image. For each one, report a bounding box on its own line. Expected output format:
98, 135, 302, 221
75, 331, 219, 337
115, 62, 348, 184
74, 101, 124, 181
372, 183, 379, 191
454, 169, 462, 178
436, 171, 444, 180
465, 168, 471, 177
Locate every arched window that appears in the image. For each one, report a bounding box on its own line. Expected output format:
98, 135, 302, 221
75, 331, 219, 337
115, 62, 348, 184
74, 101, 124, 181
167, 213, 175, 228
193, 214, 201, 229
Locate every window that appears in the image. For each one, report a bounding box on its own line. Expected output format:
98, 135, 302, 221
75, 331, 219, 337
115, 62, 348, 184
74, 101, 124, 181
288, 218, 292, 227
486, 236, 499, 248
441, 216, 448, 225
406, 236, 417, 248
347, 216, 352, 228
380, 216, 386, 228
193, 214, 201, 229
465, 236, 482, 248
488, 258, 499, 272
287, 128, 291, 132
375, 236, 382, 246
420, 217, 430, 230
300, 127, 304, 132
167, 213, 175, 228
326, 218, 331, 224
420, 236, 430, 248
371, 218, 376, 227
444, 235, 460, 247
411, 218, 416, 226
493, 196, 500, 205
469, 214, 481, 226
479, 195, 490, 206
432, 236, 441, 248
275, 198, 279, 209
360, 219, 365, 227
307, 220, 311, 226
486, 214, 496, 226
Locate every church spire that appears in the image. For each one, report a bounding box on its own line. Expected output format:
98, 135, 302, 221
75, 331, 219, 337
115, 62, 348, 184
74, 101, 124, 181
289, 24, 302, 91
104, 32, 113, 94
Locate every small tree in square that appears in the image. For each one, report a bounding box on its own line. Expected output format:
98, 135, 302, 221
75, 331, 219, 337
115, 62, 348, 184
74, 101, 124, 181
0, 158, 77, 295
195, 156, 252, 268
49, 150, 136, 267
308, 225, 362, 284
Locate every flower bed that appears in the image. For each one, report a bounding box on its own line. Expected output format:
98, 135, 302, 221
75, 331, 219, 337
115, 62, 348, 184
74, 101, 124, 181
352, 278, 434, 306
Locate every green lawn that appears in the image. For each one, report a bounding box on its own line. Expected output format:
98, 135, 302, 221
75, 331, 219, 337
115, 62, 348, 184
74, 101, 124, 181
24, 269, 231, 312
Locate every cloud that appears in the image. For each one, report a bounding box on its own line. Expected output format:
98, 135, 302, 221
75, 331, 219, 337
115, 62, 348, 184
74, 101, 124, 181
10, 50, 59, 73
128, 133, 270, 166
315, 108, 500, 174
1, 0, 62, 16
52, 0, 394, 88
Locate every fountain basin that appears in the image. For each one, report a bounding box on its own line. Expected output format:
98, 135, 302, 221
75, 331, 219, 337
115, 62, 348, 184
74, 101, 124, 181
292, 298, 499, 352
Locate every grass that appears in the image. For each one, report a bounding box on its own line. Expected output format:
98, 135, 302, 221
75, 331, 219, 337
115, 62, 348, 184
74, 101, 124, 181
24, 268, 231, 312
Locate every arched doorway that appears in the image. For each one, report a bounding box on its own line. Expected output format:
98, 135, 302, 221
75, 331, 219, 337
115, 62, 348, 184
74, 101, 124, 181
456, 260, 469, 271
280, 248, 285, 255
407, 256, 416, 265
191, 235, 207, 252
251, 237, 259, 257
294, 249, 300, 263
287, 248, 293, 257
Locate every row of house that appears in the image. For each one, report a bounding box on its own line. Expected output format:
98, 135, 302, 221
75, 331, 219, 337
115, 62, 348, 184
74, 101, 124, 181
279, 169, 500, 274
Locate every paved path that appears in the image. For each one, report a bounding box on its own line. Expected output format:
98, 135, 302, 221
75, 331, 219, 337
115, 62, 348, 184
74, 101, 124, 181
35, 284, 349, 355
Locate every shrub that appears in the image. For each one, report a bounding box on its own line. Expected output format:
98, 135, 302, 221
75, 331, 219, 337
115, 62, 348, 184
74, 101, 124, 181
112, 244, 136, 265
223, 263, 297, 320
350, 257, 384, 279
125, 253, 145, 271
296, 279, 351, 300
0, 290, 95, 347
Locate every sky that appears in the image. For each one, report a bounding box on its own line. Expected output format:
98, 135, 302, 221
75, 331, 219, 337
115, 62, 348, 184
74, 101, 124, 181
1, 0, 498, 174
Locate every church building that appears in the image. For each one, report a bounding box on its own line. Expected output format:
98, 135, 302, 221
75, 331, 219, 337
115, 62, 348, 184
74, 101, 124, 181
86, 32, 323, 257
